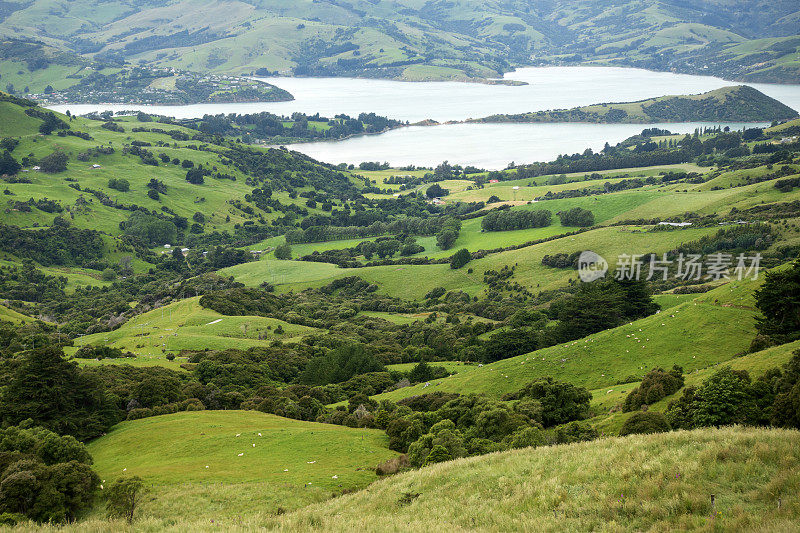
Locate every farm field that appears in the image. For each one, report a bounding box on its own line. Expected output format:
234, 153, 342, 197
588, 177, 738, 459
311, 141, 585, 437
83, 411, 397, 524
72, 297, 318, 360
373, 292, 756, 403
225, 225, 722, 300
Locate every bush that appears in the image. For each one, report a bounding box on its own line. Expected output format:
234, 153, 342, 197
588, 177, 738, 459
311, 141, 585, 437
0, 425, 99, 523
274, 243, 292, 260
0, 151, 21, 176
557, 207, 594, 227
619, 411, 671, 436
507, 426, 548, 449
105, 476, 144, 523
450, 248, 471, 269
75, 345, 133, 360
423, 444, 452, 466
39, 151, 68, 173
481, 209, 551, 231
122, 212, 177, 247
185, 168, 205, 185
375, 454, 409, 476
107, 178, 130, 192
512, 378, 591, 427
623, 366, 684, 411
555, 421, 598, 444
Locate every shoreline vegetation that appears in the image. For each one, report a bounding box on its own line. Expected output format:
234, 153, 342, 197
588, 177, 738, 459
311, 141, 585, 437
27, 68, 294, 106
50, 85, 797, 150
73, 85, 794, 147
467, 86, 799, 125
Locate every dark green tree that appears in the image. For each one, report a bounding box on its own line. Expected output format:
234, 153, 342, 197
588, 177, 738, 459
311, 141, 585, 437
274, 243, 292, 260
0, 151, 21, 176
619, 411, 671, 436
754, 260, 800, 343
450, 248, 471, 269
0, 347, 119, 441
514, 378, 591, 427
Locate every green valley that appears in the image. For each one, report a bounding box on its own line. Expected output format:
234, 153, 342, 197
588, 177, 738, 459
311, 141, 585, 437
1, 29, 800, 528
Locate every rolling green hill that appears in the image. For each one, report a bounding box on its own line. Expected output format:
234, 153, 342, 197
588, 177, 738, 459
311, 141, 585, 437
472, 86, 799, 124
261, 427, 800, 532
0, 39, 292, 104
0, 94, 365, 241
371, 278, 762, 404
71, 296, 320, 362
81, 410, 397, 525
0, 1, 798, 83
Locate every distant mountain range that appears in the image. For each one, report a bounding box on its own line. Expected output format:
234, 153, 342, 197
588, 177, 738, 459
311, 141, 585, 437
0, 0, 798, 89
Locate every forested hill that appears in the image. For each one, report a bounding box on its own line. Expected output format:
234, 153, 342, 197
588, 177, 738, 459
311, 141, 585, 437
0, 1, 798, 85
470, 86, 800, 124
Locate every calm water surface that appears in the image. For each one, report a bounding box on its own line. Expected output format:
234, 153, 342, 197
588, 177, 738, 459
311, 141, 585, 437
49, 66, 800, 168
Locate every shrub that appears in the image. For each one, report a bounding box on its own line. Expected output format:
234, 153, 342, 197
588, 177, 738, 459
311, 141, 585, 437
558, 207, 594, 227
375, 454, 409, 476
105, 476, 144, 523
107, 178, 130, 192
619, 411, 671, 436
185, 168, 205, 184
0, 151, 21, 176
512, 378, 591, 427
423, 444, 452, 466
274, 243, 292, 260
507, 426, 548, 449
39, 151, 68, 173
555, 421, 598, 444
0, 426, 99, 523
450, 248, 471, 269
623, 366, 684, 412
481, 209, 551, 231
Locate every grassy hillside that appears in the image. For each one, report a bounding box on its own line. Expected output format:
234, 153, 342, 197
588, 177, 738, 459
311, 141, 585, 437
82, 410, 397, 524
0, 95, 364, 243
260, 427, 800, 532
372, 279, 759, 403
472, 86, 799, 124
71, 296, 320, 361
0, 1, 798, 83
0, 39, 291, 104
224, 225, 724, 299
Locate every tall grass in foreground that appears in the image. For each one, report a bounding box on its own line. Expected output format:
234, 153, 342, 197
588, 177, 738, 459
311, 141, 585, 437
14, 426, 799, 532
